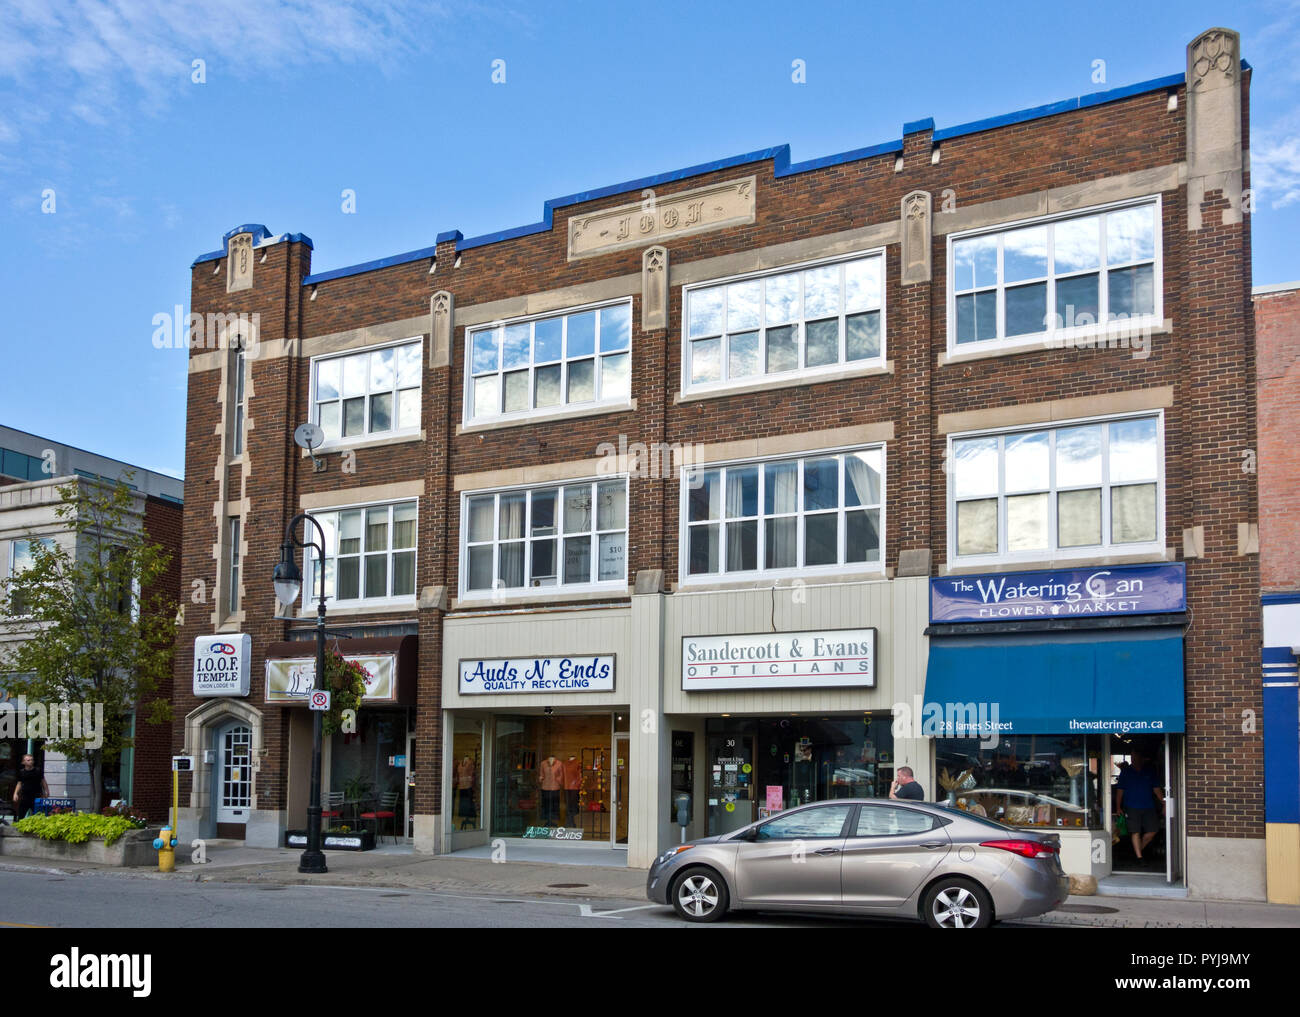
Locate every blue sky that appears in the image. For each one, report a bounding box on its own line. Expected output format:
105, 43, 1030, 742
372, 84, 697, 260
2, 1, 1297, 479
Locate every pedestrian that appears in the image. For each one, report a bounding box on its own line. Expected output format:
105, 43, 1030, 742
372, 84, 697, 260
12, 754, 49, 821
889, 765, 925, 801
1114, 752, 1164, 864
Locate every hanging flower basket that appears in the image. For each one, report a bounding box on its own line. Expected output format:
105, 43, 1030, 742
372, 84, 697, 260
321, 651, 368, 736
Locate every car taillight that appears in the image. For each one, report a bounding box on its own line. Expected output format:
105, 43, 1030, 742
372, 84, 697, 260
980, 839, 1059, 859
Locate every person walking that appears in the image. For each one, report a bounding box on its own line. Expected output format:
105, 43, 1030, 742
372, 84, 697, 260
1115, 752, 1165, 864
12, 754, 48, 821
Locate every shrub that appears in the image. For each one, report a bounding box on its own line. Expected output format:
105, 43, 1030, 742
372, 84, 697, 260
100, 803, 149, 827
14, 812, 141, 846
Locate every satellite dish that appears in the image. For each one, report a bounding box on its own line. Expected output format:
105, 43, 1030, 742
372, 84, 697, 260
294, 423, 324, 451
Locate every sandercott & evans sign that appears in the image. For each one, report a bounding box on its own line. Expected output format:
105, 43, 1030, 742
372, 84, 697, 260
681, 629, 875, 691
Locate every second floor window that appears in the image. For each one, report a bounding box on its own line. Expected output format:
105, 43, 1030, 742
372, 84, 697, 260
682, 448, 884, 579
462, 479, 628, 594
312, 340, 422, 443
232, 346, 246, 456
305, 501, 418, 605
949, 414, 1162, 563
683, 253, 884, 393
7, 537, 55, 616
228, 518, 241, 614
466, 302, 632, 422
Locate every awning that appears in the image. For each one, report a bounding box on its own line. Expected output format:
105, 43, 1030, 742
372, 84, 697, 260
923, 629, 1184, 735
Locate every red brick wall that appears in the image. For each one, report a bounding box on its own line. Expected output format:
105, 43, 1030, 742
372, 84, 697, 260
177, 71, 1261, 839
131, 494, 182, 820
1256, 286, 1300, 592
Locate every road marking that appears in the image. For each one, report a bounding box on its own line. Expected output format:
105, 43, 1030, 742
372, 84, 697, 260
578, 903, 658, 919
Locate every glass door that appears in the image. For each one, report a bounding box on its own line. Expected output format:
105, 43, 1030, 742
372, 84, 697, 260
613, 734, 629, 847
1164, 736, 1184, 885
217, 725, 251, 826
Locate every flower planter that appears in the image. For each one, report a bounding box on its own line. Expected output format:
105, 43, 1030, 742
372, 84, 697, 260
0, 824, 161, 867
284, 828, 375, 851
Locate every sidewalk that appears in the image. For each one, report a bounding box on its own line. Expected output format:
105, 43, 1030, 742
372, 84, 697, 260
2, 841, 1297, 928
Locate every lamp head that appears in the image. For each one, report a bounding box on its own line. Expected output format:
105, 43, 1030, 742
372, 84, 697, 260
272, 543, 302, 606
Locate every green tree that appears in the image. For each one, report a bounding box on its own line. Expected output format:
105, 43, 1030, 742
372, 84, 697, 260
0, 476, 176, 813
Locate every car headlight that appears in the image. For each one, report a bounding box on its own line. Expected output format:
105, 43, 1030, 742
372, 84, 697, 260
657, 844, 694, 866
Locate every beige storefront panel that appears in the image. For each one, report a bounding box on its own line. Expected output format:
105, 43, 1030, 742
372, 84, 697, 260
442, 607, 635, 710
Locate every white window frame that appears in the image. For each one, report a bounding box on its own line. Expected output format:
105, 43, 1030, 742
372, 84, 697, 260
945, 410, 1166, 568
945, 195, 1163, 357
458, 476, 630, 600
228, 518, 241, 616
676, 444, 887, 587
6, 536, 56, 617
462, 298, 634, 426
309, 337, 424, 449
232, 345, 246, 457
679, 249, 887, 396
302, 499, 419, 610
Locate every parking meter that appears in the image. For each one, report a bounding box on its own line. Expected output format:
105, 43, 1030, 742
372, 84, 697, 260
674, 793, 691, 843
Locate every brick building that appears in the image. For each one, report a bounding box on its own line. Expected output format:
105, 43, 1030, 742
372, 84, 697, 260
1255, 280, 1300, 904
0, 425, 183, 821
174, 27, 1264, 899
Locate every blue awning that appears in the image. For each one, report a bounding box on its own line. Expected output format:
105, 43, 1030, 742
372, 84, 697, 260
924, 629, 1184, 735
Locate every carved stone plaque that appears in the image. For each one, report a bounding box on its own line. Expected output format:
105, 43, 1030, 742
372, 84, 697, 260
641, 246, 668, 330
568, 177, 756, 260
227, 233, 254, 292
900, 190, 932, 285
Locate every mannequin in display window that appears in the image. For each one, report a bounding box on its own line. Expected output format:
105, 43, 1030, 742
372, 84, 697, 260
538, 754, 564, 827
563, 754, 583, 826
454, 755, 476, 823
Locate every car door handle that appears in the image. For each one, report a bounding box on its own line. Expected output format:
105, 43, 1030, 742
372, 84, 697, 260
920, 841, 946, 850
814, 847, 841, 855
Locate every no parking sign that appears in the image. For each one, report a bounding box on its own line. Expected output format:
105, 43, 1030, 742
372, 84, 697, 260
308, 690, 331, 711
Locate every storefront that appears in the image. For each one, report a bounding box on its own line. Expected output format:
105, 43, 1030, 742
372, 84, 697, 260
440, 606, 635, 854
925, 563, 1188, 885
264, 635, 417, 841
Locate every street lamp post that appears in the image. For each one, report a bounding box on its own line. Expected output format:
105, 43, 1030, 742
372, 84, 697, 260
273, 512, 328, 874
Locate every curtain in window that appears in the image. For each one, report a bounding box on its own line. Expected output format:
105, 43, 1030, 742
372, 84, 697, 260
499, 495, 526, 587
844, 453, 880, 506
765, 463, 798, 568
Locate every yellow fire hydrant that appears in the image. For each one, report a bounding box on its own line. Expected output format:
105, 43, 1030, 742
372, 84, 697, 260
155, 756, 183, 871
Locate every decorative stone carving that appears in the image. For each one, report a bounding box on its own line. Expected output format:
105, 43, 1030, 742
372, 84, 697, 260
227, 233, 254, 292
568, 177, 756, 260
1185, 27, 1242, 229
900, 190, 932, 285
641, 246, 668, 330
430, 290, 453, 368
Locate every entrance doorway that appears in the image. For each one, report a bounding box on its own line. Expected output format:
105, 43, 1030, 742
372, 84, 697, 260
1110, 733, 1183, 884
216, 723, 252, 838
613, 735, 630, 847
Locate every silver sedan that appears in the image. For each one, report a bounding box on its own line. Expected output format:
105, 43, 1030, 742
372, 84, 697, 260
646, 799, 1068, 927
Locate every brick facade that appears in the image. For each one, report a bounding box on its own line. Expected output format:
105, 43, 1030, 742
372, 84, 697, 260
1255, 284, 1300, 594
174, 30, 1261, 871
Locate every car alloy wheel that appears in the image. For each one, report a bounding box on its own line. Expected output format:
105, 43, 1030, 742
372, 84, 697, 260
923, 878, 993, 929
671, 866, 729, 923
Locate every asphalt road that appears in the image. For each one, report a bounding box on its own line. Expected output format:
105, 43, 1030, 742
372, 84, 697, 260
0, 869, 1037, 928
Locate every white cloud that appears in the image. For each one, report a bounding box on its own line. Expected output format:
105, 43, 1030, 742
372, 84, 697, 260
0, 0, 453, 137
1252, 127, 1300, 209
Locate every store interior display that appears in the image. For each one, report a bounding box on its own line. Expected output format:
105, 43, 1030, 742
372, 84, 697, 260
492, 714, 612, 838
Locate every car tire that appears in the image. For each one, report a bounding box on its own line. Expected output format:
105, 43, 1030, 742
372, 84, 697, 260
922, 877, 993, 929
671, 866, 730, 923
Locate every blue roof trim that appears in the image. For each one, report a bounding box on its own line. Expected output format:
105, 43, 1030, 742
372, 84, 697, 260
191, 227, 315, 267
302, 244, 438, 286
223, 223, 270, 243
934, 71, 1186, 142
268, 62, 1223, 285
455, 145, 789, 252
1263, 592, 1300, 606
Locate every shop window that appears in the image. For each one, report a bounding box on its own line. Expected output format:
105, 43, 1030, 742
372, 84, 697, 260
682, 447, 883, 581
933, 734, 1103, 829
451, 717, 483, 832
947, 197, 1161, 354
304, 500, 418, 606
683, 251, 884, 394
462, 479, 627, 596
328, 711, 407, 829
706, 715, 895, 836
492, 715, 613, 839
949, 413, 1162, 564
465, 300, 632, 423
312, 339, 422, 444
